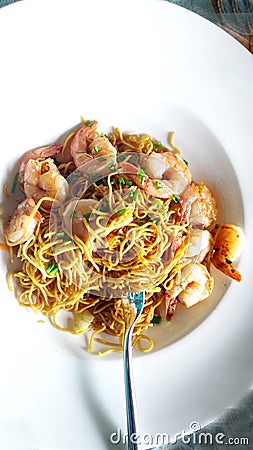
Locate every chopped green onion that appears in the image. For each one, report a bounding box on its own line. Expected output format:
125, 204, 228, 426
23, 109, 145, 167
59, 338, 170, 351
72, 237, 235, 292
46, 260, 59, 275
70, 210, 77, 219
155, 141, 163, 148
83, 213, 91, 220
151, 218, 161, 225
93, 146, 100, 154
125, 180, 133, 187
137, 168, 145, 177
97, 156, 106, 162
56, 232, 65, 239
118, 176, 125, 185
183, 159, 189, 166
119, 154, 126, 161
88, 173, 95, 183
11, 172, 19, 193
171, 194, 181, 203
85, 119, 94, 127
151, 316, 161, 324
138, 221, 146, 226
107, 162, 115, 171
152, 199, 164, 208
155, 180, 163, 190
114, 205, 128, 216
225, 258, 233, 265
129, 189, 139, 200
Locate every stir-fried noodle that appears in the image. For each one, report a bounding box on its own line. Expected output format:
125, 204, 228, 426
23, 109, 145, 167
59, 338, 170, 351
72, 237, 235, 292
2, 119, 244, 354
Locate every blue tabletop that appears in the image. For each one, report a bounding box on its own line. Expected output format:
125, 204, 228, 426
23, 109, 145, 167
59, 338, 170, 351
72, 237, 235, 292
0, 1, 252, 450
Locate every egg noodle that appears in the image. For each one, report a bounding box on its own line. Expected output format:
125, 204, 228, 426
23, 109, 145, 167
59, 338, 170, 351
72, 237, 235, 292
3, 121, 207, 355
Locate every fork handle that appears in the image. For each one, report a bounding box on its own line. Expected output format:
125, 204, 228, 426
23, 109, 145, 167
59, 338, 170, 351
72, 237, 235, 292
124, 328, 142, 450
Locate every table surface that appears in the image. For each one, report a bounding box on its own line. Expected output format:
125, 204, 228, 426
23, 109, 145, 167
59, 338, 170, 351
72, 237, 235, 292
0, 1, 252, 450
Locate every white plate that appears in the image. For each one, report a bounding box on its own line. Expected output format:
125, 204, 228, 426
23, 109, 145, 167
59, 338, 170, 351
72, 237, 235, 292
0, 0, 253, 449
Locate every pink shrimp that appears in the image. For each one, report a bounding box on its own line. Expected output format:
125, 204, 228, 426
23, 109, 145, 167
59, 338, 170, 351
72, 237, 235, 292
120, 150, 191, 199
120, 161, 174, 199
23, 158, 69, 203
19, 145, 63, 188
70, 121, 117, 175
4, 197, 43, 245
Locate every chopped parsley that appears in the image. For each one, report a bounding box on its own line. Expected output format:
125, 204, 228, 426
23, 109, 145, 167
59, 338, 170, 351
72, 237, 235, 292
93, 146, 100, 154
225, 258, 232, 265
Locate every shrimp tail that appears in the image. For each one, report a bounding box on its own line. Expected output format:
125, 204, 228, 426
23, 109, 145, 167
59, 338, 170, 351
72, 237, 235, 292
211, 224, 245, 282
211, 254, 242, 282
164, 294, 178, 321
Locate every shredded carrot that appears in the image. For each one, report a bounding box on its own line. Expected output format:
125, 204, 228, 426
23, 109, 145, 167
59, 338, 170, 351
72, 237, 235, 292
0, 243, 9, 251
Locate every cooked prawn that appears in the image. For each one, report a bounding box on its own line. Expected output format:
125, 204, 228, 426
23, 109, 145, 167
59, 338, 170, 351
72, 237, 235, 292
143, 151, 191, 190
211, 223, 245, 282
164, 262, 214, 315
18, 144, 63, 188
185, 228, 213, 263
70, 121, 98, 167
120, 161, 173, 199
63, 199, 98, 241
23, 158, 69, 203
120, 150, 191, 199
190, 182, 217, 228
178, 263, 214, 308
4, 197, 43, 244
70, 122, 117, 175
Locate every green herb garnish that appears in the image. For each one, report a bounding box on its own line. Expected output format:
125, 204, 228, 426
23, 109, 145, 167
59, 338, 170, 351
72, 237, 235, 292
151, 316, 161, 324
97, 156, 106, 162
125, 180, 133, 187
46, 260, 59, 275
11, 172, 19, 193
85, 119, 94, 127
225, 258, 233, 265
183, 159, 189, 166
151, 218, 161, 225
155, 141, 163, 148
114, 205, 128, 217
152, 199, 164, 209
107, 162, 115, 171
171, 194, 181, 203
70, 210, 77, 219
129, 189, 139, 200
93, 146, 100, 154
118, 176, 125, 185
155, 180, 163, 190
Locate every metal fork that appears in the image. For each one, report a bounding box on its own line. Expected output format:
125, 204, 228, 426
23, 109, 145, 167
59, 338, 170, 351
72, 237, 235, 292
122, 291, 145, 450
